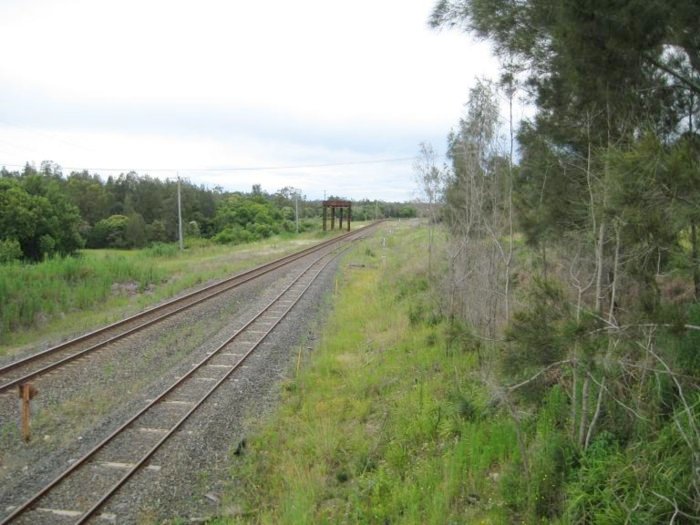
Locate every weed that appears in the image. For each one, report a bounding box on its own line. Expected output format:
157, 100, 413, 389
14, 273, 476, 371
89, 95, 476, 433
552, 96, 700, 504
217, 222, 515, 523
143, 242, 179, 258
0, 231, 335, 354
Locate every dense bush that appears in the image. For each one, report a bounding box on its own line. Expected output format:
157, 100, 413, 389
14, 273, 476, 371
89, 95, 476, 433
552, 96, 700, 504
1, 165, 410, 258
88, 215, 129, 248
212, 195, 282, 244
0, 239, 22, 263
0, 176, 83, 261
213, 226, 256, 245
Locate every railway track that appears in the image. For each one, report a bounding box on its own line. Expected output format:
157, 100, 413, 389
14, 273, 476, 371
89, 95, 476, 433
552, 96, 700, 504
0, 225, 373, 396
0, 224, 378, 524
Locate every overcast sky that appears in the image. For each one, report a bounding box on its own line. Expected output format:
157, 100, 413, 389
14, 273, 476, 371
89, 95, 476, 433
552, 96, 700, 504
0, 0, 505, 200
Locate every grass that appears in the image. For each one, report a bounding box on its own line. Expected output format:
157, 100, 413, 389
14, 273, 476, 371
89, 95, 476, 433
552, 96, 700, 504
0, 226, 367, 356
214, 221, 518, 524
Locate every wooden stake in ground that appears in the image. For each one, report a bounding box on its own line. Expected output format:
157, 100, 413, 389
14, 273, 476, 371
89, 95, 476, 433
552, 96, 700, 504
18, 383, 37, 443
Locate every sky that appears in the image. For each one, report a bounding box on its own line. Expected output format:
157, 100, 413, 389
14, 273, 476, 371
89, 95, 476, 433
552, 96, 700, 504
0, 0, 506, 201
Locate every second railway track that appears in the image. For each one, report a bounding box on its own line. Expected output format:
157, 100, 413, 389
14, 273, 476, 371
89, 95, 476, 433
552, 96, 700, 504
0, 225, 376, 395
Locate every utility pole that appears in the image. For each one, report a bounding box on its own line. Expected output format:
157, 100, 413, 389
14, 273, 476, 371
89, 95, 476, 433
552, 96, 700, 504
295, 189, 300, 233
177, 174, 184, 251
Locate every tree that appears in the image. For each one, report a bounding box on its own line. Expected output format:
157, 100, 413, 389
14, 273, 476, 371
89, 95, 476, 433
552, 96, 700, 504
432, 0, 700, 519
88, 215, 130, 248
0, 177, 83, 260
213, 194, 283, 244
414, 142, 444, 279
65, 171, 110, 225
442, 80, 513, 336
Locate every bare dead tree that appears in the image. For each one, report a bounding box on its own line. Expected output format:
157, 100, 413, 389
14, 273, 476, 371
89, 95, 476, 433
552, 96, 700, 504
414, 142, 445, 280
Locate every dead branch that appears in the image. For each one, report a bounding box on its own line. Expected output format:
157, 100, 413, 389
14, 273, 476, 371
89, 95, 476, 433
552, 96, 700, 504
506, 359, 574, 392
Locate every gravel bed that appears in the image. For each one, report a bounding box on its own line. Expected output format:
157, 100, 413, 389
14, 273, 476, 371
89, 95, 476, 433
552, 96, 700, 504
93, 247, 353, 523
0, 245, 346, 520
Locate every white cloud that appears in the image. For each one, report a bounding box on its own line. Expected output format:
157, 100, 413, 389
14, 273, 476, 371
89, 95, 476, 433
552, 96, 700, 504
0, 0, 502, 200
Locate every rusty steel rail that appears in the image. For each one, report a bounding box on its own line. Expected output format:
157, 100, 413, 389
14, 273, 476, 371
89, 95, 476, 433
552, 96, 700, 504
0, 225, 374, 524
0, 225, 377, 395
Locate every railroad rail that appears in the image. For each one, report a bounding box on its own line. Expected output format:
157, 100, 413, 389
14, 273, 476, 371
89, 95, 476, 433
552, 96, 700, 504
0, 224, 377, 395
1, 223, 377, 524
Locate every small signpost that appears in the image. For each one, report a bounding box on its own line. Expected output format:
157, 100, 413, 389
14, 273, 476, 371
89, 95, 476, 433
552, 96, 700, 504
18, 383, 37, 443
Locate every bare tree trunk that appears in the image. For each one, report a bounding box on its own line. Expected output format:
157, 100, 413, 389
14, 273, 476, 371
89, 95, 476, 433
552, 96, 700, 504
504, 76, 515, 322
428, 224, 433, 280
585, 376, 605, 449
594, 220, 607, 313
608, 222, 621, 324
692, 220, 699, 300
572, 288, 583, 440
503, 396, 530, 483
578, 375, 590, 447
572, 363, 579, 440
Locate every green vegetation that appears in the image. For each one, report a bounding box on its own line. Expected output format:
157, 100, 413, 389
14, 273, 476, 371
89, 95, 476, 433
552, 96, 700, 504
217, 3, 700, 520
217, 223, 518, 523
3, 1, 698, 520
381, 1, 700, 521
0, 228, 358, 353
0, 253, 165, 342
218, 220, 700, 523
0, 174, 83, 261
0, 163, 416, 351
0, 164, 416, 261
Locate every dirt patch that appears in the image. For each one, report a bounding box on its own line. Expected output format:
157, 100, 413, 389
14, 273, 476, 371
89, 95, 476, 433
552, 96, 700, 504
111, 281, 141, 296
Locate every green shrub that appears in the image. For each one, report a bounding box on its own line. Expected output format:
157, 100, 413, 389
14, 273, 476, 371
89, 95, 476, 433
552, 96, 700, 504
88, 215, 129, 248
0, 239, 22, 263
565, 398, 700, 524
213, 226, 255, 245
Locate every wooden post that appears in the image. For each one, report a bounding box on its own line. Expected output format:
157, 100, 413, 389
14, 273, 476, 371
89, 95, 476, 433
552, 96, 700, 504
339, 207, 344, 229
18, 383, 37, 443
331, 207, 336, 230
347, 205, 351, 231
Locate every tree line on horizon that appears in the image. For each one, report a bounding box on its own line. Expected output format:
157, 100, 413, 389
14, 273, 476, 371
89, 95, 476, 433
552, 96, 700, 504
0, 162, 416, 262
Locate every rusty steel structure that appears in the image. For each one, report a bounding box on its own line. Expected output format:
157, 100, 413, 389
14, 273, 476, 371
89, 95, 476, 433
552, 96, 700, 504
322, 199, 351, 231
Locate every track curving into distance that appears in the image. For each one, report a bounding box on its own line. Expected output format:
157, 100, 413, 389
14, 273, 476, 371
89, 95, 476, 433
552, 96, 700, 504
0, 225, 378, 395
1, 224, 378, 524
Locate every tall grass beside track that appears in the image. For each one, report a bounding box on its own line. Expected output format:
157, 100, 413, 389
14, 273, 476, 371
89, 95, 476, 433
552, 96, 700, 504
0, 254, 166, 345
218, 222, 518, 524
0, 227, 350, 354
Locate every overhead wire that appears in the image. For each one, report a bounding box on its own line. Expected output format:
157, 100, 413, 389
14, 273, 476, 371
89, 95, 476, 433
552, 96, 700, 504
0, 156, 414, 174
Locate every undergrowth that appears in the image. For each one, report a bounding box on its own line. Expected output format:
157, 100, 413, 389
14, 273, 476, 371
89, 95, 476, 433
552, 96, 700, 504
210, 221, 700, 524
0, 227, 355, 353
0, 255, 166, 344
216, 222, 516, 523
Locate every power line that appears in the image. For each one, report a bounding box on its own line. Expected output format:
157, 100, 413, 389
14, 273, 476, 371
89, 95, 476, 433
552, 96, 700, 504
0, 156, 414, 174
